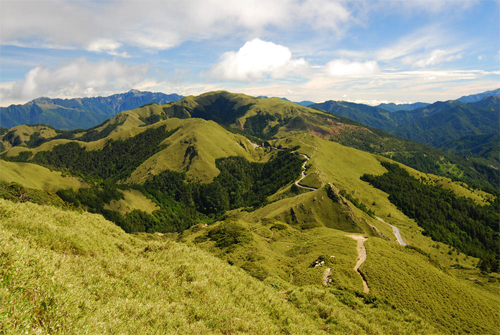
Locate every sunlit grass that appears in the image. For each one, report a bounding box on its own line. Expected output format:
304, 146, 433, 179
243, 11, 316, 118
1, 199, 436, 334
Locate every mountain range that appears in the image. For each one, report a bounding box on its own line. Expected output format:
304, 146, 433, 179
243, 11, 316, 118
457, 88, 500, 103
375, 102, 429, 112
310, 90, 500, 164
0, 89, 183, 130
1, 90, 499, 334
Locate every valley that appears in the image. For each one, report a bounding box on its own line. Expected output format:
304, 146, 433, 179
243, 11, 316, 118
1, 91, 499, 334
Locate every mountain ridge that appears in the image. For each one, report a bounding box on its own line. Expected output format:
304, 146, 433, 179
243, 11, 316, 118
311, 91, 500, 164
376, 102, 429, 112
0, 90, 183, 130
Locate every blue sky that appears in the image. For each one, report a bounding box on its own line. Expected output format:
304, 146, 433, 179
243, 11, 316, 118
0, 0, 499, 106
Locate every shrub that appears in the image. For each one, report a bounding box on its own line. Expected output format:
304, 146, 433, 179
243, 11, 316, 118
207, 222, 252, 249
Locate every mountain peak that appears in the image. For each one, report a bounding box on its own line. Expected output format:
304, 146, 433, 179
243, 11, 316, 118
457, 88, 500, 103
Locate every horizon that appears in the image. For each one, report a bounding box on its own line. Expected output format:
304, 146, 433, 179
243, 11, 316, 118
2, 87, 499, 108
1, 0, 499, 107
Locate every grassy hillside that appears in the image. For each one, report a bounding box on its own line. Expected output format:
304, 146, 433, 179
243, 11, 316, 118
0, 198, 437, 334
311, 96, 499, 179
0, 124, 59, 152
1, 117, 268, 184
364, 238, 500, 334
0, 160, 85, 191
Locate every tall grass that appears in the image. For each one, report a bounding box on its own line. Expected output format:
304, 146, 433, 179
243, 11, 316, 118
0, 199, 435, 334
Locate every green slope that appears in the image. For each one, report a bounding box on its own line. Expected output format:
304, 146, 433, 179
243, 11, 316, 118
0, 198, 437, 335
437, 132, 500, 165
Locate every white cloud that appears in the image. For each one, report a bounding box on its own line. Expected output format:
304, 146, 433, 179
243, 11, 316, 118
86, 38, 131, 58
294, 0, 351, 31
325, 59, 381, 76
414, 49, 462, 67
376, 27, 442, 61
209, 38, 309, 81
0, 0, 354, 52
87, 39, 121, 53
0, 58, 149, 101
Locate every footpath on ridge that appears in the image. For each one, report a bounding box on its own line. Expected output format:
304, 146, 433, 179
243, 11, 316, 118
346, 235, 369, 294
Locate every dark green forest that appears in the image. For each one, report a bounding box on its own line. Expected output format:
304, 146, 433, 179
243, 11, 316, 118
11, 125, 178, 181
361, 162, 499, 272
57, 151, 303, 234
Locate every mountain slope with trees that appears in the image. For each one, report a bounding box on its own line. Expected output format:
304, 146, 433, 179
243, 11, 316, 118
311, 91, 499, 166
0, 89, 182, 130
376, 102, 428, 112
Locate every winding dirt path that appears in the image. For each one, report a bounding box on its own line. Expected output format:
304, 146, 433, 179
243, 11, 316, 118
376, 217, 406, 246
323, 268, 332, 286
346, 234, 369, 294
294, 154, 317, 191
248, 140, 316, 191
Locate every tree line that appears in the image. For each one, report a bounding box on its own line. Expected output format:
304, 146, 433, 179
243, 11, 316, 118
361, 162, 499, 272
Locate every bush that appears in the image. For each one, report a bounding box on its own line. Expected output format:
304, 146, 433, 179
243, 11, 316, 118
207, 222, 252, 249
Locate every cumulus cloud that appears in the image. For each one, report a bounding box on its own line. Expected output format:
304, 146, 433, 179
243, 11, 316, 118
1, 58, 149, 101
209, 38, 309, 81
325, 59, 381, 76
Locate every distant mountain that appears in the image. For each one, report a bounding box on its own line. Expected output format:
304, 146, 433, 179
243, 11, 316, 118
258, 96, 314, 107
295, 100, 315, 107
0, 90, 182, 130
310, 95, 500, 164
376, 102, 428, 112
309, 100, 396, 131
392, 96, 500, 147
457, 88, 500, 103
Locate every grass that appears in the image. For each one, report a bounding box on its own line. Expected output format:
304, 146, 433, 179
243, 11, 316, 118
0, 124, 59, 151
103, 189, 159, 214
0, 159, 85, 191
363, 238, 500, 334
2, 117, 271, 185
0, 199, 319, 334
299, 172, 323, 189
126, 118, 271, 184
0, 199, 435, 334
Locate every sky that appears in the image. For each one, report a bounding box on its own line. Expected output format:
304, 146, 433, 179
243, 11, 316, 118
0, 0, 499, 106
